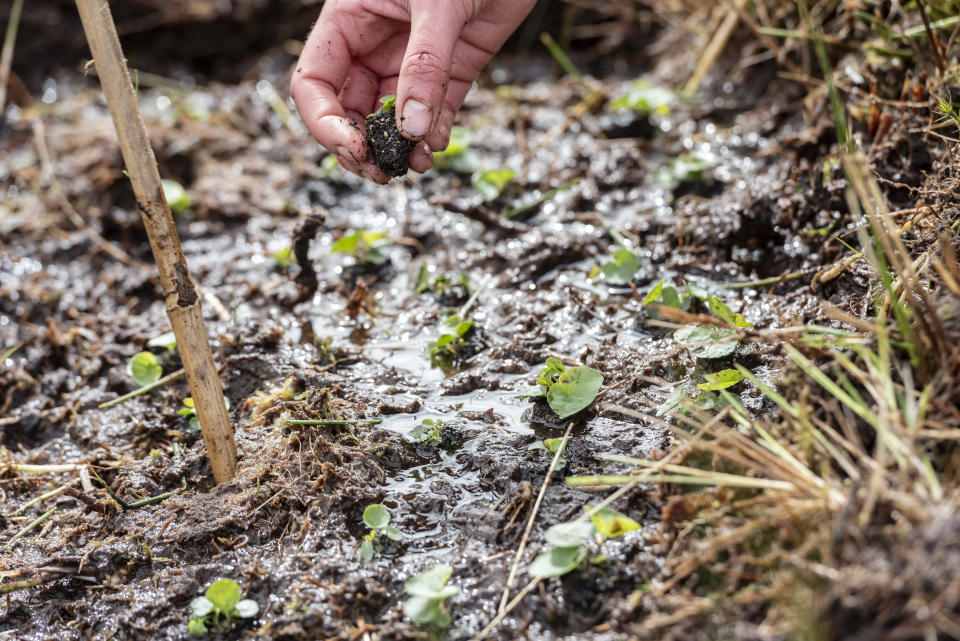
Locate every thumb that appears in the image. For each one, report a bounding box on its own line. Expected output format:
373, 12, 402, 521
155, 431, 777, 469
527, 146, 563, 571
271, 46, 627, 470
395, 1, 468, 140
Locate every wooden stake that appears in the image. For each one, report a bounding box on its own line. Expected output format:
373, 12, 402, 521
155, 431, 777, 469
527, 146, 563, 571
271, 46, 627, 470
75, 0, 237, 483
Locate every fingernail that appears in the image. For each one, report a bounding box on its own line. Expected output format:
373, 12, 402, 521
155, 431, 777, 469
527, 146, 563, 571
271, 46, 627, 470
401, 99, 432, 138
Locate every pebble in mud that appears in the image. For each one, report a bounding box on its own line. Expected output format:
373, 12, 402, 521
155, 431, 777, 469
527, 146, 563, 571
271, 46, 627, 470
365, 106, 415, 177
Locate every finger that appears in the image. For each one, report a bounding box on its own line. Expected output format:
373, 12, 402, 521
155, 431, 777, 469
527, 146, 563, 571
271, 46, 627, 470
425, 78, 471, 151
395, 1, 470, 141
409, 142, 434, 173
339, 64, 380, 118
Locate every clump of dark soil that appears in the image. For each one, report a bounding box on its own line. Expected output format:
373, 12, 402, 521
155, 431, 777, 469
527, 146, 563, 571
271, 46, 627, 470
365, 106, 415, 178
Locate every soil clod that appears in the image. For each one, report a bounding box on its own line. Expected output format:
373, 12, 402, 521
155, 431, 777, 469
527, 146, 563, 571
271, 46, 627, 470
365, 106, 415, 178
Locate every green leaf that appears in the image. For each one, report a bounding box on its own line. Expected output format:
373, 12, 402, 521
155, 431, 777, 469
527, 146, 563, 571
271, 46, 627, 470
234, 599, 259, 618
546, 366, 604, 418
472, 168, 516, 201
205, 579, 243, 613
378, 94, 397, 111
403, 596, 451, 627
190, 596, 214, 619
542, 437, 566, 453
183, 397, 195, 409
162, 179, 191, 214
643, 279, 665, 305
697, 369, 745, 391
146, 331, 177, 351
584, 505, 641, 539
706, 295, 753, 327
433, 127, 475, 173
360, 539, 375, 561
384, 525, 404, 541
363, 504, 391, 530
527, 546, 587, 578
128, 351, 162, 386
601, 248, 641, 285
611, 81, 676, 116
544, 520, 596, 547
331, 230, 390, 263
655, 385, 685, 417
272, 246, 293, 268
188, 618, 208, 637
405, 565, 459, 599
673, 325, 739, 359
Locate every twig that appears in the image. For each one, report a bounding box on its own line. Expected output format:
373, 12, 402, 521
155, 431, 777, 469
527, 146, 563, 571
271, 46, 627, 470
497, 423, 573, 613
75, 0, 237, 483
10, 463, 82, 475
4, 507, 57, 549
98, 368, 186, 409
88, 467, 174, 509
684, 0, 749, 95
7, 480, 77, 518
0, 577, 45, 594
0, 0, 24, 114
473, 577, 541, 640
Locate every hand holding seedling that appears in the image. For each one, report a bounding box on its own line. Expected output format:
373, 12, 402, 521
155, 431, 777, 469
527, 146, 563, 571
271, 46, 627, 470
291, 0, 536, 182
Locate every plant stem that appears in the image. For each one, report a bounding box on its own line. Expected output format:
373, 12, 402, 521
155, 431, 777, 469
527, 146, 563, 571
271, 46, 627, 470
0, 577, 45, 594
285, 418, 383, 426
539, 32, 581, 80
75, 0, 237, 483
723, 267, 818, 289
4, 507, 56, 549
98, 368, 186, 409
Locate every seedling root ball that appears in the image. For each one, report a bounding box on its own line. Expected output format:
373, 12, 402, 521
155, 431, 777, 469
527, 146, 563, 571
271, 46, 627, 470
366, 106, 415, 178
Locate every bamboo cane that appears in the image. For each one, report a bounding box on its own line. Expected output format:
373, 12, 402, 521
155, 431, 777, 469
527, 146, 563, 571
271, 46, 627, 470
75, 0, 237, 483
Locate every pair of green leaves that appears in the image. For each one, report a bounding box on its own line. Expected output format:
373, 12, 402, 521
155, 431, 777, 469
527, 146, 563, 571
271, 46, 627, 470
535, 357, 604, 419
188, 579, 258, 637
409, 418, 458, 446
527, 505, 640, 578
359, 504, 403, 561
427, 315, 475, 369
653, 151, 716, 191
331, 230, 391, 266
590, 247, 641, 285
403, 564, 459, 629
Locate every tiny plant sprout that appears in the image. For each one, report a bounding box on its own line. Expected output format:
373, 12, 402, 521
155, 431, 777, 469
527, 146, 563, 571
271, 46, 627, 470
471, 168, 516, 202
432, 126, 475, 173
181, 396, 230, 430
146, 331, 177, 352
359, 503, 403, 561
409, 418, 458, 447
528, 436, 569, 471
128, 351, 162, 387
610, 80, 676, 116
598, 247, 641, 285
272, 246, 293, 269
403, 564, 459, 629
528, 505, 640, 579
188, 578, 258, 637
584, 505, 641, 539
378, 94, 397, 111
427, 315, 476, 369
161, 178, 191, 215
331, 229, 392, 266
697, 368, 745, 391
533, 357, 604, 419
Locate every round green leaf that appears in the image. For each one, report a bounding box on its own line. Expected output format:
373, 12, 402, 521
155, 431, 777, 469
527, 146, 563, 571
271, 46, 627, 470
384, 525, 404, 541
189, 596, 213, 619
205, 578, 243, 613
697, 368, 745, 391
527, 546, 587, 578
234, 599, 259, 618
127, 351, 162, 387
544, 520, 595, 548
404, 596, 451, 627
546, 366, 604, 418
363, 504, 390, 529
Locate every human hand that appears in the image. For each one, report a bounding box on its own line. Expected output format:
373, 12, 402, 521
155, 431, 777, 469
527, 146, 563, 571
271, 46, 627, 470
290, 0, 537, 183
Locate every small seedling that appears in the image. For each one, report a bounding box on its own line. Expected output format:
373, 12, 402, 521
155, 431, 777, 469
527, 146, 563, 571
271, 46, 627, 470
472, 168, 516, 201
656, 379, 745, 417
317, 153, 346, 182
359, 503, 403, 561
528, 437, 569, 470
643, 279, 692, 315
414, 264, 470, 303
654, 151, 716, 191
161, 178, 191, 215
532, 357, 603, 419
432, 126, 475, 173
592, 247, 641, 285
188, 578, 259, 637
610, 80, 676, 116
366, 94, 414, 177
697, 368, 744, 391
181, 396, 230, 430
409, 418, 460, 447
147, 331, 177, 352
403, 564, 459, 629
128, 351, 162, 386
426, 314, 475, 369
673, 325, 739, 359
272, 246, 293, 268
527, 505, 639, 579
331, 229, 392, 266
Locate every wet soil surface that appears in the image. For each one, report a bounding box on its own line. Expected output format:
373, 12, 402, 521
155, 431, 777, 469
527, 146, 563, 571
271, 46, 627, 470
1, 27, 950, 641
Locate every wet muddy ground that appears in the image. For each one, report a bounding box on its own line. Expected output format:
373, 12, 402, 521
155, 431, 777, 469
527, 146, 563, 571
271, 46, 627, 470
1, 10, 951, 640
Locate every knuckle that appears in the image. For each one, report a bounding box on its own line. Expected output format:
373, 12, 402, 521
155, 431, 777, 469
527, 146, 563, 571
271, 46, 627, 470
403, 49, 447, 80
